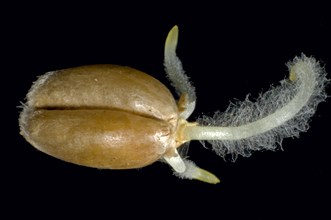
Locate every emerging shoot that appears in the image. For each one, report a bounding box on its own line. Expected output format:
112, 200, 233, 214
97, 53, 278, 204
163, 26, 328, 181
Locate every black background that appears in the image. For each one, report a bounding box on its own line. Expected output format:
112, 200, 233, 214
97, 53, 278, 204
4, 2, 330, 219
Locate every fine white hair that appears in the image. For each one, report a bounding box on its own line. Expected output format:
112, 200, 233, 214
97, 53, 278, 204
194, 54, 328, 161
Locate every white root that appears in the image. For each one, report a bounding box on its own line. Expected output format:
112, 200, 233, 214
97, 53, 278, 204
184, 54, 328, 161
